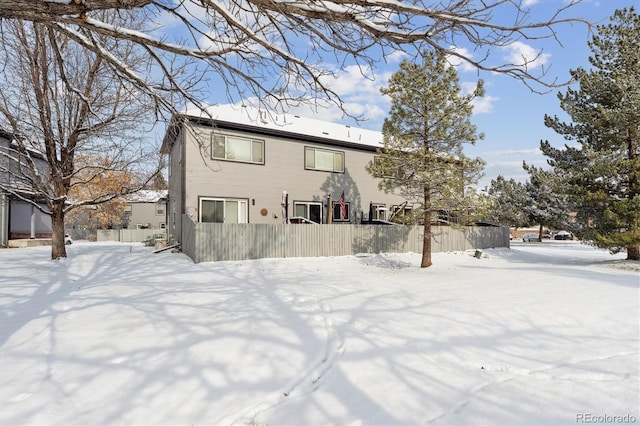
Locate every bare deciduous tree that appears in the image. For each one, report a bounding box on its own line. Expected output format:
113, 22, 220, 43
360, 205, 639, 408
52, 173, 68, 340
0, 0, 590, 117
0, 11, 162, 259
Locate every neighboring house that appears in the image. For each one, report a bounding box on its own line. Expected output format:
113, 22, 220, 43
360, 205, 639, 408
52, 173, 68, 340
0, 128, 52, 246
160, 104, 409, 242
122, 190, 168, 230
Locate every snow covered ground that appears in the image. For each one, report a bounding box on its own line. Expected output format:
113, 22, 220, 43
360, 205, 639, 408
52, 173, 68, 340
1, 241, 638, 426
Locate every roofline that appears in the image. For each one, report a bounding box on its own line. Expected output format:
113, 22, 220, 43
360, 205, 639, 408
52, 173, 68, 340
0, 129, 48, 162
161, 113, 380, 154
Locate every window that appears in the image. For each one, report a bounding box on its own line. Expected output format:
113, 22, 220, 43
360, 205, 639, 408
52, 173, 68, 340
294, 202, 322, 224
159, 223, 166, 229
200, 198, 248, 223
391, 204, 413, 224
305, 147, 344, 173
212, 134, 264, 164
332, 201, 350, 222
156, 204, 165, 215
371, 203, 386, 220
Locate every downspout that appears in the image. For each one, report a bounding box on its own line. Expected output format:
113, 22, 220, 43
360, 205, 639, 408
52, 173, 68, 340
0, 194, 8, 246
30, 203, 36, 239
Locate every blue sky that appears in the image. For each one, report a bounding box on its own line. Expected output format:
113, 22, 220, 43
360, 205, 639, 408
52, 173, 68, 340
166, 0, 638, 190
295, 0, 637, 190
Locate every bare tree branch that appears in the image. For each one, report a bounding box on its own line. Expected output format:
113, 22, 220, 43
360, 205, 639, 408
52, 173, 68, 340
1, 0, 591, 117
0, 12, 162, 258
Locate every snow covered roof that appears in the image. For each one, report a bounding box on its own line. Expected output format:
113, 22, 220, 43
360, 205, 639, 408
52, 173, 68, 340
174, 104, 384, 150
124, 190, 167, 203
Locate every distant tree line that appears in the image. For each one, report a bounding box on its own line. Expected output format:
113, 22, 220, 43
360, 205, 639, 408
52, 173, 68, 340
484, 7, 639, 260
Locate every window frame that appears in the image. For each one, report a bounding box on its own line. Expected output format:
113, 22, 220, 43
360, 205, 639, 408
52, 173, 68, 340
332, 201, 350, 222
371, 203, 386, 221
391, 204, 412, 223
293, 201, 323, 224
304, 146, 345, 173
211, 133, 265, 165
199, 197, 249, 223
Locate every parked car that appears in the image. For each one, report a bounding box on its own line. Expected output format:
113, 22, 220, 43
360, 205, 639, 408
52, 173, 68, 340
522, 233, 540, 242
554, 230, 573, 240
64, 234, 73, 245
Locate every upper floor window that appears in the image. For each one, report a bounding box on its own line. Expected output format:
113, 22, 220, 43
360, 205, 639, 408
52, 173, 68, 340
305, 147, 344, 173
212, 134, 264, 164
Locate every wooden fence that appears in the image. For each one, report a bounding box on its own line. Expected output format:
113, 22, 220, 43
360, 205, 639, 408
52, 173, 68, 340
95, 228, 167, 243
180, 216, 509, 263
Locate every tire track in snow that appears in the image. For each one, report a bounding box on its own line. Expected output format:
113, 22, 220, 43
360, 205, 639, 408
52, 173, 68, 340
424, 351, 639, 424
225, 296, 345, 425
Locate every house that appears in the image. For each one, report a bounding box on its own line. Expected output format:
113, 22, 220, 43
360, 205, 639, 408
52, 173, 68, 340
0, 128, 52, 247
122, 189, 168, 230
160, 104, 410, 242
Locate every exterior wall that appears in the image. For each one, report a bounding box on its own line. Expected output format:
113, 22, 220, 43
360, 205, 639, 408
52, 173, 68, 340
126, 201, 166, 229
9, 200, 52, 238
1, 131, 53, 243
0, 193, 9, 246
166, 127, 184, 241
1, 135, 12, 245
179, 122, 406, 229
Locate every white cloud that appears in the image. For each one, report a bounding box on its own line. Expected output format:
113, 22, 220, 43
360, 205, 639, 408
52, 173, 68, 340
501, 41, 551, 70
483, 148, 542, 157
385, 49, 408, 64
472, 95, 497, 115
446, 46, 477, 73
459, 81, 496, 115
295, 64, 393, 128
318, 64, 381, 97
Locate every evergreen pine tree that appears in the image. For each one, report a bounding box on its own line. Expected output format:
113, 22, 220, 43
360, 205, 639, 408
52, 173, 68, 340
367, 51, 485, 268
540, 8, 640, 260
486, 175, 531, 228
523, 164, 573, 241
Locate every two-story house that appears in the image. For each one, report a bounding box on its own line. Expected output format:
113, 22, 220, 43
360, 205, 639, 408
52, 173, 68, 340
0, 128, 52, 246
122, 190, 168, 230
160, 104, 410, 242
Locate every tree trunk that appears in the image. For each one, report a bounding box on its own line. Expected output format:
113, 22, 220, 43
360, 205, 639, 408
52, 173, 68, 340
51, 201, 67, 260
421, 219, 432, 268
627, 245, 639, 261
421, 185, 432, 268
